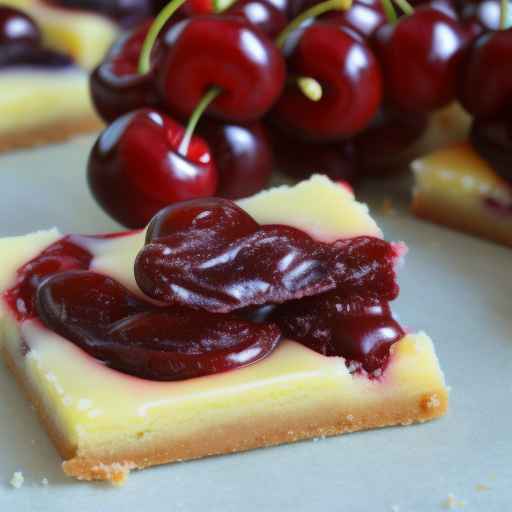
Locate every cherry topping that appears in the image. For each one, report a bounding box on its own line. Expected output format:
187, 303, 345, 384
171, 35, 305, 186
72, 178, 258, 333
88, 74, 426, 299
198, 120, 273, 199
36, 270, 281, 380
273, 23, 382, 140
373, 7, 466, 113
223, 0, 288, 37
90, 21, 163, 123
273, 293, 405, 373
459, 28, 512, 120
4, 237, 92, 321
135, 198, 399, 312
0, 6, 41, 48
470, 116, 512, 184
87, 109, 218, 229
155, 16, 286, 122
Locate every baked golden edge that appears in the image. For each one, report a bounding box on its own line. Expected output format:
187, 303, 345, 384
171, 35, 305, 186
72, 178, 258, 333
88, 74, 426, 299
2, 342, 448, 484
0, 115, 103, 153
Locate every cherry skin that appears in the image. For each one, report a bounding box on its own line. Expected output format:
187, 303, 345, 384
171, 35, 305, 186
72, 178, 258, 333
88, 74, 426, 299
321, 0, 386, 38
460, 0, 512, 32
90, 21, 163, 124
459, 29, 512, 120
87, 109, 218, 229
273, 23, 382, 141
46, 0, 153, 29
354, 107, 428, 178
223, 0, 288, 37
155, 16, 285, 123
373, 8, 466, 113
470, 116, 512, 184
198, 120, 273, 199
268, 124, 359, 183
0, 6, 41, 47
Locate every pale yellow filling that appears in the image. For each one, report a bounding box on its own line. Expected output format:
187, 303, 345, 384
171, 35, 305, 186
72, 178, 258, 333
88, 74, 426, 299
0, 71, 95, 135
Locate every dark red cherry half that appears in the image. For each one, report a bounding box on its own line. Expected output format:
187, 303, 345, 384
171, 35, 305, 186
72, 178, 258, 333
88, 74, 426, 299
198, 120, 273, 199
87, 109, 218, 229
0, 6, 41, 47
459, 28, 512, 120
155, 16, 286, 122
273, 23, 382, 140
373, 8, 466, 113
135, 197, 399, 312
36, 270, 281, 381
273, 293, 405, 373
89, 21, 163, 123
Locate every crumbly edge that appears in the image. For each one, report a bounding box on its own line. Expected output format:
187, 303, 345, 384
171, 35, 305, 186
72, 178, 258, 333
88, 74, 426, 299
0, 115, 103, 154
412, 194, 512, 248
2, 343, 448, 485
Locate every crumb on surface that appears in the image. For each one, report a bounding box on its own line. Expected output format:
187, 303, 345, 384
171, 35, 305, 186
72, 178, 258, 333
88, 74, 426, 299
10, 471, 24, 489
443, 494, 466, 509
90, 462, 136, 486
41, 478, 49, 486
475, 483, 490, 492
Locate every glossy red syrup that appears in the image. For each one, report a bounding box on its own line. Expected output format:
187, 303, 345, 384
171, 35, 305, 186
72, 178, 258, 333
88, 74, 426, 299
5, 199, 404, 380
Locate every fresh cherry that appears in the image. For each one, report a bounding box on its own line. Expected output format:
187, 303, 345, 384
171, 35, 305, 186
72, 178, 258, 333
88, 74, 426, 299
0, 6, 41, 48
459, 28, 512, 120
198, 120, 273, 199
354, 106, 428, 177
155, 16, 285, 122
460, 0, 512, 32
90, 21, 163, 123
45, 0, 153, 29
223, 0, 288, 37
373, 7, 466, 113
321, 0, 386, 38
36, 270, 281, 380
470, 116, 512, 184
268, 124, 359, 183
273, 294, 405, 373
87, 109, 218, 229
273, 23, 382, 140
135, 198, 400, 312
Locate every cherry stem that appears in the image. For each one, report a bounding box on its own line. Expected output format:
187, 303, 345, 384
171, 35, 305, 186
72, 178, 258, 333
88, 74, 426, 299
178, 87, 222, 155
500, 0, 510, 29
275, 0, 352, 49
380, 0, 397, 24
214, 0, 236, 10
392, 0, 413, 15
138, 0, 187, 74
296, 76, 323, 101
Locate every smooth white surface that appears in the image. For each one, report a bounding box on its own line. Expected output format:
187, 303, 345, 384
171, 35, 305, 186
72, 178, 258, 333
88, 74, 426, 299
0, 138, 511, 511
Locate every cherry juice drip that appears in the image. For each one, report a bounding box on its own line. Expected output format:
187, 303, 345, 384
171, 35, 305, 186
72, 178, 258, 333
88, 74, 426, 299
4, 201, 405, 380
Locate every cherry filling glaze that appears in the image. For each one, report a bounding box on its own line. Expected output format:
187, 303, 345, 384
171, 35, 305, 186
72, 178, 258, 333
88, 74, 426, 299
6, 199, 404, 380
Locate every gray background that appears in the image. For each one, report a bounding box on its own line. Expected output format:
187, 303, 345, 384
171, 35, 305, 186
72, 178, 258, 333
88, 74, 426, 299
0, 137, 510, 511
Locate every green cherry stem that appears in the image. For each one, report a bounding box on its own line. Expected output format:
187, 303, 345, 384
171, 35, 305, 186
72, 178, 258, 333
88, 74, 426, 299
178, 87, 222, 155
380, 0, 397, 24
392, 0, 413, 15
275, 0, 352, 49
297, 77, 323, 101
500, 0, 510, 29
138, 0, 187, 74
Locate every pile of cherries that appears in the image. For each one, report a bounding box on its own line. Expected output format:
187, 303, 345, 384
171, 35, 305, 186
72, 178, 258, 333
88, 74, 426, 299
7, 197, 402, 381
88, 0, 512, 228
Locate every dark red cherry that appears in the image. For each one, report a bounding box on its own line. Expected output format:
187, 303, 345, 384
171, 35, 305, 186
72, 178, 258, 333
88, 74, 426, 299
273, 294, 405, 373
36, 270, 281, 380
321, 0, 386, 38
459, 29, 512, 120
87, 109, 218, 229
268, 124, 359, 183
136, 197, 399, 312
223, 0, 288, 37
90, 21, 163, 123
273, 23, 382, 140
4, 237, 92, 321
198, 120, 273, 199
155, 16, 285, 122
0, 6, 41, 47
373, 8, 466, 113
354, 106, 428, 177
470, 116, 512, 184
46, 0, 152, 29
